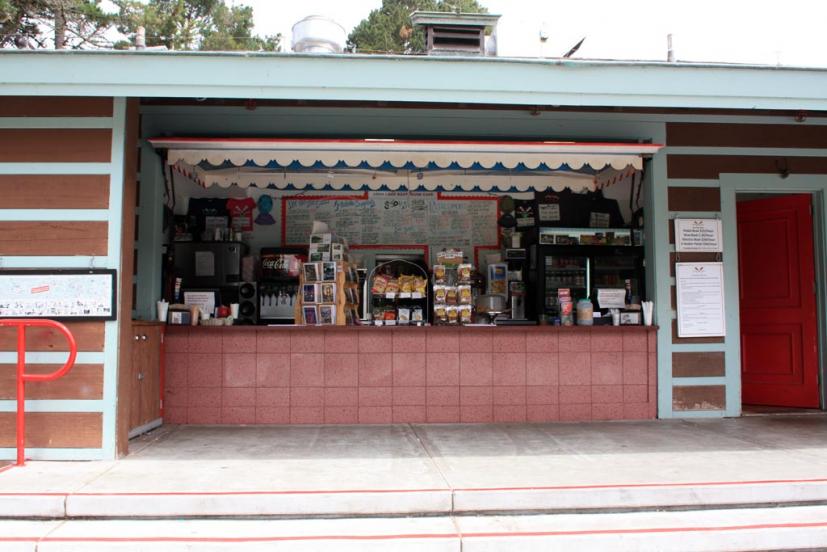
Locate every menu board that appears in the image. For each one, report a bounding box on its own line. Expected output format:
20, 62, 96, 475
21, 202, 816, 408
675, 262, 725, 338
0, 269, 117, 320
285, 192, 498, 257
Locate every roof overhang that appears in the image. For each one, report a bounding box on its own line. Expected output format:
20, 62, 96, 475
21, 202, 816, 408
3, 51, 827, 112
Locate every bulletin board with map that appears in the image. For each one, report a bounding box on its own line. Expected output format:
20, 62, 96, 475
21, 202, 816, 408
0, 269, 117, 320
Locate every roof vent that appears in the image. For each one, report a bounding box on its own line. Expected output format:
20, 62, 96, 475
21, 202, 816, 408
411, 11, 501, 56
291, 15, 346, 54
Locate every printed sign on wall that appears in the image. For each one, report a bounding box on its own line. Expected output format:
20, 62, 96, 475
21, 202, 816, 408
675, 218, 723, 252
675, 262, 725, 338
0, 269, 117, 320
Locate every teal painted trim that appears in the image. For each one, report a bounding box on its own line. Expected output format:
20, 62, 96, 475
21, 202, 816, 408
666, 179, 721, 188
672, 377, 728, 386
0, 447, 104, 461
101, 97, 125, 461
0, 256, 113, 268
4, 51, 827, 110
0, 163, 110, 175
135, 143, 166, 320
139, 104, 827, 126
668, 211, 721, 219
815, 191, 827, 409
671, 410, 727, 418
718, 182, 743, 417
0, 400, 104, 412
647, 130, 673, 419
671, 343, 727, 352
665, 147, 827, 157
0, 209, 109, 221
0, 351, 105, 364
0, 117, 112, 129
721, 173, 827, 411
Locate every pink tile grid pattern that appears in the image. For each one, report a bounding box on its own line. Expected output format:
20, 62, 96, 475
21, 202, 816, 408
163, 326, 658, 425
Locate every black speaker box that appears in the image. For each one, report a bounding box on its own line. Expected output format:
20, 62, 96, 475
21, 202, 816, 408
237, 282, 258, 325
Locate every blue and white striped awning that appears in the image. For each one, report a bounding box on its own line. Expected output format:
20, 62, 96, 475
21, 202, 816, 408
149, 137, 661, 192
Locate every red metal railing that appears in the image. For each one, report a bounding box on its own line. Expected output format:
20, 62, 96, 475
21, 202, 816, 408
0, 319, 77, 466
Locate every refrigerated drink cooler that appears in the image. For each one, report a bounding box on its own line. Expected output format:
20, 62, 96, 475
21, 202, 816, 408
535, 228, 645, 321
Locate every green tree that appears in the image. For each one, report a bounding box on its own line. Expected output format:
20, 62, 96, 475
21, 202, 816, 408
115, 0, 281, 51
348, 0, 488, 54
1, 0, 114, 49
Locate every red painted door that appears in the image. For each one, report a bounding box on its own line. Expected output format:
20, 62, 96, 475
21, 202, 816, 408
738, 194, 819, 408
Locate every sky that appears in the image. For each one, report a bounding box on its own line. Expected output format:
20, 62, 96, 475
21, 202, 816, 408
239, 0, 827, 67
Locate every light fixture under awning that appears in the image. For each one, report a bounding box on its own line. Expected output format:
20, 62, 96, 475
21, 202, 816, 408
149, 138, 662, 192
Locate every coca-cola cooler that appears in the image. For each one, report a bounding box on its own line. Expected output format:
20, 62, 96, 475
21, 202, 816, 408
258, 247, 307, 324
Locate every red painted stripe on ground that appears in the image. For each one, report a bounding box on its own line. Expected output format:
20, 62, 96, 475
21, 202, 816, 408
0, 464, 15, 475
3, 519, 827, 544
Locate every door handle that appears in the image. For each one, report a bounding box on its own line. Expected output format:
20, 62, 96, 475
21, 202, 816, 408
134, 335, 140, 341
141, 335, 148, 341
137, 372, 144, 381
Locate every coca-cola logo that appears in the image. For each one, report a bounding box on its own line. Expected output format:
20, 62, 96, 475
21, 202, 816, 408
261, 257, 285, 270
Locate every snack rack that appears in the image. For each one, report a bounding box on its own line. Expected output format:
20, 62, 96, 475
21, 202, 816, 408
366, 260, 429, 326
294, 261, 360, 326
432, 261, 476, 325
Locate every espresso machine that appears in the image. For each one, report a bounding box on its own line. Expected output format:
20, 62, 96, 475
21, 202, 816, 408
503, 247, 532, 323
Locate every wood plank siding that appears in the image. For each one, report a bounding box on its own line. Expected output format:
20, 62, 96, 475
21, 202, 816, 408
0, 364, 104, 400
0, 321, 105, 352
0, 129, 111, 162
0, 175, 109, 209
0, 97, 113, 117
672, 352, 726, 378
0, 221, 108, 256
0, 412, 102, 448
0, 96, 118, 456
664, 120, 827, 415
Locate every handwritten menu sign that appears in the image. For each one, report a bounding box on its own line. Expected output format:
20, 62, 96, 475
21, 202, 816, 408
675, 262, 725, 338
675, 219, 722, 252
0, 270, 116, 320
285, 192, 498, 262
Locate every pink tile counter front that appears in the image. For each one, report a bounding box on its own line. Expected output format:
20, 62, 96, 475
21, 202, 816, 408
163, 326, 657, 425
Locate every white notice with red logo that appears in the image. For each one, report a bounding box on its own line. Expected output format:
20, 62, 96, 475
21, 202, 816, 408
675, 219, 723, 252
675, 262, 726, 338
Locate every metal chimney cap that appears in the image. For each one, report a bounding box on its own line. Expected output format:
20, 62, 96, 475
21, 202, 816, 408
291, 15, 346, 35
410, 11, 501, 28
291, 15, 347, 54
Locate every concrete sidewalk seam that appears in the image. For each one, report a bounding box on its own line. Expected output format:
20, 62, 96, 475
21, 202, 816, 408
409, 423, 456, 513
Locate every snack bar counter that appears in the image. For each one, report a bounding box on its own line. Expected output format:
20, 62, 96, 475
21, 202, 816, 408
163, 324, 656, 425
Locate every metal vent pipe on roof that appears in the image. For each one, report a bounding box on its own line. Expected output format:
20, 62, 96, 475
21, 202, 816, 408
291, 15, 346, 54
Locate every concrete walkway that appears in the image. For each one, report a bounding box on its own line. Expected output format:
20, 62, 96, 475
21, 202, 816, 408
2, 415, 827, 519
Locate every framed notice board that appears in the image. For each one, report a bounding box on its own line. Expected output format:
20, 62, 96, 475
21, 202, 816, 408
0, 269, 117, 321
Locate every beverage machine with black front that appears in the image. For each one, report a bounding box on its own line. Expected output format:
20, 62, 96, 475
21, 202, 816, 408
258, 247, 307, 324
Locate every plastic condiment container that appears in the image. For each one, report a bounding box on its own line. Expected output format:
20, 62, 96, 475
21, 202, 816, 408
576, 299, 594, 326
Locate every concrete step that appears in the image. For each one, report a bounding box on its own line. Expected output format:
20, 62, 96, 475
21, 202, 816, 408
3, 505, 827, 551
3, 476, 827, 519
